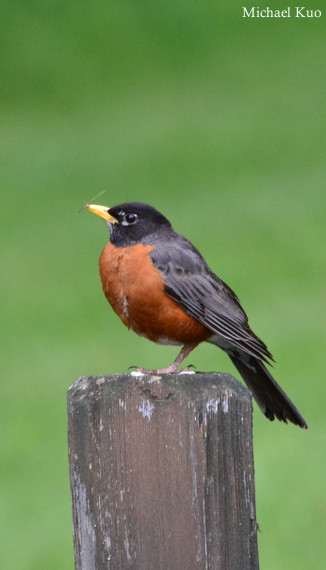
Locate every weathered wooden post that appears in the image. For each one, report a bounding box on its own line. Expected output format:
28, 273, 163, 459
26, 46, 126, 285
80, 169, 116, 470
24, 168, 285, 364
67, 372, 259, 570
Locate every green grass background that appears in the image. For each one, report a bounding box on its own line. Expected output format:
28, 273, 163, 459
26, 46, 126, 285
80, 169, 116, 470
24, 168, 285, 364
1, 2, 325, 568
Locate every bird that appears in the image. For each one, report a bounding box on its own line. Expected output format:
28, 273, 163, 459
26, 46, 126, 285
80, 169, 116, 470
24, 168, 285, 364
86, 201, 307, 428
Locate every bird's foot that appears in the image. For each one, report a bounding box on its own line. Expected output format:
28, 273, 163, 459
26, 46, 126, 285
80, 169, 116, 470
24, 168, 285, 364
129, 364, 196, 375
175, 365, 196, 375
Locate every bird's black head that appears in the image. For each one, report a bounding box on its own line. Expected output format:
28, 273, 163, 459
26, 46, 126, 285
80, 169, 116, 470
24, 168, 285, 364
86, 201, 172, 246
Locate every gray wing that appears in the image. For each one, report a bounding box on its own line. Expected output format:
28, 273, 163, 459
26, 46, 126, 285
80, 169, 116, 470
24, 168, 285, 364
150, 239, 273, 363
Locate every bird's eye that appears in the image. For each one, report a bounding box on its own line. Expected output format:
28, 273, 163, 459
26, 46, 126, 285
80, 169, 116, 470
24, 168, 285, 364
125, 213, 138, 224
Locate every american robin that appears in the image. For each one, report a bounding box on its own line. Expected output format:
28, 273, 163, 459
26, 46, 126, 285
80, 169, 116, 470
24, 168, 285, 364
86, 201, 307, 428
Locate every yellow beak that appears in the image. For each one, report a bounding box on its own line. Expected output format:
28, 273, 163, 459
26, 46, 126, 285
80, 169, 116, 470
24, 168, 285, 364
86, 204, 119, 223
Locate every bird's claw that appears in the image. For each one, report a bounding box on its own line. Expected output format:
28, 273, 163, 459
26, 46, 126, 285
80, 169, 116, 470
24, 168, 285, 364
128, 363, 197, 375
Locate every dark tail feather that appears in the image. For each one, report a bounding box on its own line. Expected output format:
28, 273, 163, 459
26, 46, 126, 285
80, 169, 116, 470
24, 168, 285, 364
229, 356, 308, 428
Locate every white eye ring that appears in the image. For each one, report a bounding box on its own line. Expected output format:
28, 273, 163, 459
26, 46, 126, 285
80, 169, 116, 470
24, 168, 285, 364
123, 213, 138, 225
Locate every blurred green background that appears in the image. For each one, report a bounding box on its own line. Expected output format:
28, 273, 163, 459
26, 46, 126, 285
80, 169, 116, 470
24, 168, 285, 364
1, 1, 325, 568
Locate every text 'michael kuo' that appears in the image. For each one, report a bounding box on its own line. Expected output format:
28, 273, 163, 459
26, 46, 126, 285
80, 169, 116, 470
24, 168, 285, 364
242, 6, 322, 18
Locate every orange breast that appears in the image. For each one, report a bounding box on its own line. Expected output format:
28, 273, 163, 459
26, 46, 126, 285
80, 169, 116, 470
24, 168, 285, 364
99, 242, 209, 345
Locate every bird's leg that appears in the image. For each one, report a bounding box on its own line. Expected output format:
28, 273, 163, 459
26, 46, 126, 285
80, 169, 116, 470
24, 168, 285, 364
134, 343, 199, 375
